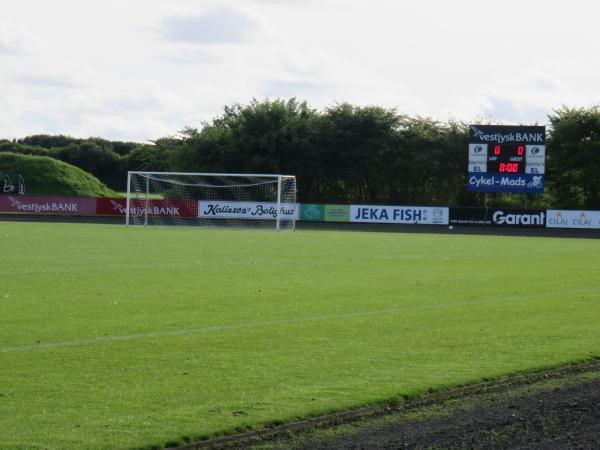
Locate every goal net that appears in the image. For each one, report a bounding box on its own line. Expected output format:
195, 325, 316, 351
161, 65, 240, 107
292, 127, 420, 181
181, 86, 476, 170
125, 172, 297, 231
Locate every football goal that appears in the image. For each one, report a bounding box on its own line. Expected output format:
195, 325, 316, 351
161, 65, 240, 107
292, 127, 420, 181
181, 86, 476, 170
125, 172, 297, 231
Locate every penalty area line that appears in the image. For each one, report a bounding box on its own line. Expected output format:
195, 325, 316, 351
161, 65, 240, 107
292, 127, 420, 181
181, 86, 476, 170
1, 287, 598, 353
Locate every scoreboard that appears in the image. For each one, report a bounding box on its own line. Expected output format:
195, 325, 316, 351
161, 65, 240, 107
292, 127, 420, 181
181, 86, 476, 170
486, 144, 525, 173
467, 125, 546, 194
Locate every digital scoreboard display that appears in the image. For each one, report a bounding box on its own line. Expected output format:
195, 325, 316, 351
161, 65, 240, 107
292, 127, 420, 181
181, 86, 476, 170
467, 125, 546, 194
486, 144, 525, 173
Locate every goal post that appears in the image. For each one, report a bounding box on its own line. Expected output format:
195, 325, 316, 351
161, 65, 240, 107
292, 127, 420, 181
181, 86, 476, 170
125, 171, 297, 231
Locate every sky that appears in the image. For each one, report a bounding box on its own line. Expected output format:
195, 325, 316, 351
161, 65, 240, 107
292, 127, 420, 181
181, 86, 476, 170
1, 0, 599, 142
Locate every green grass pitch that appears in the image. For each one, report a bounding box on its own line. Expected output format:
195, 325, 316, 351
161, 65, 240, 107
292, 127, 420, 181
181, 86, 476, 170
1, 221, 599, 449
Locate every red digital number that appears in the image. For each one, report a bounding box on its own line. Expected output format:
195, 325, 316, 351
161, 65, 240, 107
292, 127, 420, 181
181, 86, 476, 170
494, 145, 501, 156
517, 145, 524, 156
499, 163, 519, 173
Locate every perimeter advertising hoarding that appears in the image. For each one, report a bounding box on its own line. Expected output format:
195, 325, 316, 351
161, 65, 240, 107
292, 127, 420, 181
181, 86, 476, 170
449, 207, 546, 228
300, 204, 325, 221
324, 204, 350, 222
0, 195, 96, 215
198, 201, 299, 220
546, 210, 600, 229
299, 204, 350, 222
96, 198, 197, 217
350, 205, 449, 225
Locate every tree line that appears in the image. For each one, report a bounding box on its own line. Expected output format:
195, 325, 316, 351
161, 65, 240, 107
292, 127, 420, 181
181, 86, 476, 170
1, 99, 599, 208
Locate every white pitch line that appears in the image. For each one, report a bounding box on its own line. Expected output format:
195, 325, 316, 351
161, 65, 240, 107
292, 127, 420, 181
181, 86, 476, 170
1, 287, 598, 353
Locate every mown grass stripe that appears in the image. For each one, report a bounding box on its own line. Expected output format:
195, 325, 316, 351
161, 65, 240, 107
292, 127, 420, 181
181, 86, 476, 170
2, 287, 597, 354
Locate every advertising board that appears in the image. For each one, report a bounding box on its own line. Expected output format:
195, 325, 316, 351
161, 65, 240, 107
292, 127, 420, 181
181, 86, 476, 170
324, 204, 350, 222
198, 201, 299, 220
449, 207, 546, 228
546, 210, 600, 229
299, 204, 350, 222
467, 173, 544, 194
350, 205, 448, 225
0, 195, 96, 215
299, 204, 324, 222
96, 198, 197, 217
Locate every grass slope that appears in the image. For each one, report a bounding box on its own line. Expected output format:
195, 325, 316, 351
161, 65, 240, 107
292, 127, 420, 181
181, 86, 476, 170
0, 222, 599, 449
0, 152, 116, 197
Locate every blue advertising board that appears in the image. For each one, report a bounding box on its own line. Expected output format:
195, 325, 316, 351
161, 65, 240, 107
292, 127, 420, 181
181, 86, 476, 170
467, 173, 544, 194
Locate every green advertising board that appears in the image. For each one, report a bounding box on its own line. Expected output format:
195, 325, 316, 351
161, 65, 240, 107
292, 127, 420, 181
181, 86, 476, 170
324, 204, 350, 222
300, 204, 325, 221
300, 204, 350, 222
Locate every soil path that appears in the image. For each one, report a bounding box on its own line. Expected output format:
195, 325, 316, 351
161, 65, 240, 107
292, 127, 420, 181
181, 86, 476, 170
178, 360, 600, 450
297, 374, 600, 449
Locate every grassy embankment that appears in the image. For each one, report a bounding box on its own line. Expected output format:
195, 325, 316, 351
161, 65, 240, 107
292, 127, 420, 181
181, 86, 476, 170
0, 152, 116, 197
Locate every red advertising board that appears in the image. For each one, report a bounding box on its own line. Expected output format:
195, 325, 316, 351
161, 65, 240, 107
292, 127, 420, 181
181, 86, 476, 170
96, 198, 197, 217
0, 195, 97, 215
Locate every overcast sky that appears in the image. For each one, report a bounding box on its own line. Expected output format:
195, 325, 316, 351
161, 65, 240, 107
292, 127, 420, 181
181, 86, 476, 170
1, 0, 598, 142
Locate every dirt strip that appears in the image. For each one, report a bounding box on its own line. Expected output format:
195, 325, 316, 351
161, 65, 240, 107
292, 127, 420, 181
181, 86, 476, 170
172, 359, 600, 450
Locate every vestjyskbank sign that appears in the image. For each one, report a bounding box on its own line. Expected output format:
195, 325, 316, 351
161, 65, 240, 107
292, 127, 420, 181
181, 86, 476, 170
198, 201, 299, 220
350, 205, 449, 225
96, 198, 197, 217
0, 195, 96, 215
546, 210, 600, 229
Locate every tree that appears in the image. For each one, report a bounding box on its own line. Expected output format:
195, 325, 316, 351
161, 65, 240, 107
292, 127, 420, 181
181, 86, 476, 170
18, 134, 81, 149
13, 100, 600, 208
126, 138, 177, 172
54, 142, 126, 190
173, 98, 321, 200
547, 106, 600, 208
315, 103, 401, 203
172, 100, 473, 205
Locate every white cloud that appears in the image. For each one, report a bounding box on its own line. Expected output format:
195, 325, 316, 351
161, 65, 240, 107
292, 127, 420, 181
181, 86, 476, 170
13, 74, 79, 89
0, 23, 38, 55
160, 46, 224, 65
160, 6, 257, 44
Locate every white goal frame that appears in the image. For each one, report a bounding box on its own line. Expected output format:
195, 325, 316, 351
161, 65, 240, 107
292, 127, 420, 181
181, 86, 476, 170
125, 171, 297, 231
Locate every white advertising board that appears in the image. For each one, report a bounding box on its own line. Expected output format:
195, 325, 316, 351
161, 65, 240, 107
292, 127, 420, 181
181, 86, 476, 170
350, 205, 449, 225
198, 201, 299, 220
546, 210, 600, 229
